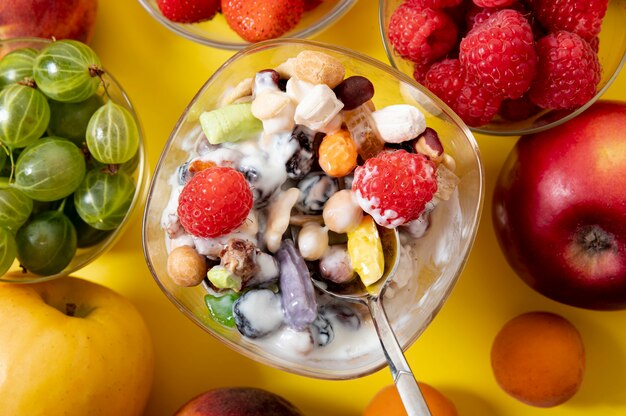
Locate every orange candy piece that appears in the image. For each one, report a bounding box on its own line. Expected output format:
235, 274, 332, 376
318, 129, 358, 177
363, 383, 458, 416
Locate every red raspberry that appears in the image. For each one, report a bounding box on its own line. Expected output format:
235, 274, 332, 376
472, 0, 515, 8
352, 150, 438, 228
527, 0, 608, 40
529, 31, 601, 110
156, 0, 220, 23
405, 0, 462, 8
498, 95, 541, 121
460, 9, 537, 99
412, 60, 433, 84
464, 0, 527, 31
424, 58, 502, 127
177, 167, 253, 238
388, 4, 459, 64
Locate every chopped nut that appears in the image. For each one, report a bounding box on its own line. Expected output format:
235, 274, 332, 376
251, 90, 294, 120
414, 127, 444, 164
220, 238, 258, 282
294, 50, 345, 89
221, 77, 254, 106
434, 163, 460, 201
265, 188, 300, 252
167, 246, 208, 287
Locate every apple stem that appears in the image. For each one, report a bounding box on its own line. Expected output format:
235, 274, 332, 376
65, 303, 77, 317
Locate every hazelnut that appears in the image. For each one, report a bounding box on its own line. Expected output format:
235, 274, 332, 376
167, 246, 208, 287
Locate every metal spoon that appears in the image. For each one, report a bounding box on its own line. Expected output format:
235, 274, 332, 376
312, 227, 432, 416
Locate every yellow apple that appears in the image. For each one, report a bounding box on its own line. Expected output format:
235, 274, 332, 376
0, 276, 154, 415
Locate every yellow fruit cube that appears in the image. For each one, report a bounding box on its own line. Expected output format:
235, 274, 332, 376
347, 215, 385, 286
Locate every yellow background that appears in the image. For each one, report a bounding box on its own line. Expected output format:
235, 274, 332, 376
79, 0, 626, 414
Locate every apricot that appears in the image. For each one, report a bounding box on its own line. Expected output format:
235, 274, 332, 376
491, 311, 585, 407
363, 383, 458, 416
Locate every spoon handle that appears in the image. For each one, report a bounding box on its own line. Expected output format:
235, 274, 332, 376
368, 297, 432, 416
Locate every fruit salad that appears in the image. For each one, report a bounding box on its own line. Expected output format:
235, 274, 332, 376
161, 50, 460, 358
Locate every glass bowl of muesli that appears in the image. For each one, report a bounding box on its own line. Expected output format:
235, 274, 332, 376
142, 39, 484, 379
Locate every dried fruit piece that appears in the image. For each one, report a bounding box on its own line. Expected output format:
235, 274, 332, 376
276, 239, 317, 331
333, 76, 375, 111
205, 291, 240, 327
318, 130, 358, 177
347, 215, 384, 286
343, 104, 385, 160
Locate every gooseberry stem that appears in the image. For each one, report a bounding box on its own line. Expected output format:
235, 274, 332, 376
57, 198, 67, 213
89, 65, 110, 99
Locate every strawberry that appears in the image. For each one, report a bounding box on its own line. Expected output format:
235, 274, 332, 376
304, 0, 323, 12
177, 167, 253, 238
221, 0, 305, 42
156, 0, 220, 24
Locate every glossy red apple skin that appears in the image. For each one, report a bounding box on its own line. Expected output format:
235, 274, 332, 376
174, 387, 304, 416
0, 0, 97, 44
493, 100, 626, 310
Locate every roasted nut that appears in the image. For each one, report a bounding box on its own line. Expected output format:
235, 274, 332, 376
221, 77, 253, 106
297, 222, 329, 261
294, 50, 345, 88
319, 244, 355, 284
323, 189, 363, 233
251, 90, 294, 120
167, 245, 208, 287
265, 188, 300, 252
274, 57, 297, 79
220, 238, 258, 282
413, 127, 444, 164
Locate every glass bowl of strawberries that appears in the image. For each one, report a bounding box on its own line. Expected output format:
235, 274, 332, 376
142, 38, 484, 379
379, 0, 626, 136
137, 0, 357, 50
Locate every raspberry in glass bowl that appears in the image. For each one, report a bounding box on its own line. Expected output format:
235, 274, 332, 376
142, 39, 484, 379
379, 0, 626, 136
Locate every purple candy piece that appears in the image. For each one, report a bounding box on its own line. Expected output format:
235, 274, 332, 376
277, 239, 318, 331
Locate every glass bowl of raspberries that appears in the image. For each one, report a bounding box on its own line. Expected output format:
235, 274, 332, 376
137, 0, 356, 50
0, 37, 149, 283
142, 38, 484, 379
380, 0, 626, 135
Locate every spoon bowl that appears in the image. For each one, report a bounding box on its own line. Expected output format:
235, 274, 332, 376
311, 227, 432, 416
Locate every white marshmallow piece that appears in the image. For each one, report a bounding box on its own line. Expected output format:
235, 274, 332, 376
371, 104, 426, 144
294, 84, 344, 131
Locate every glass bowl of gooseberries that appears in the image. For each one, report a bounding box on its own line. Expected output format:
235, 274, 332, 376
379, 0, 626, 136
0, 37, 148, 283
142, 39, 484, 379
137, 0, 356, 50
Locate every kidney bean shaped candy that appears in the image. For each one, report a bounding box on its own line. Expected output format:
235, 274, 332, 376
333, 76, 375, 111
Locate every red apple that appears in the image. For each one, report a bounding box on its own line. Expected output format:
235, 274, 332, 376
0, 0, 98, 44
175, 387, 304, 416
493, 100, 626, 310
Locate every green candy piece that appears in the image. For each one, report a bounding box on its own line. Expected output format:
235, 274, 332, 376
33, 40, 101, 103
0, 84, 50, 149
0, 48, 37, 89
0, 227, 17, 276
0, 188, 33, 231
48, 94, 104, 146
207, 265, 242, 292
199, 102, 262, 145
205, 291, 240, 328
